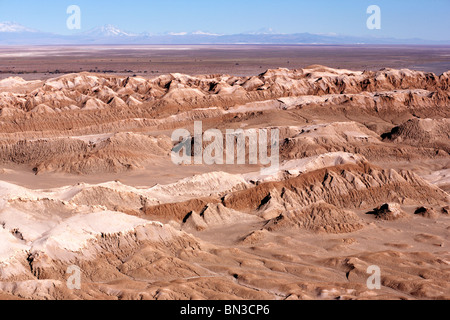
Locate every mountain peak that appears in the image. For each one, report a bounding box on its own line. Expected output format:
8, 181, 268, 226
0, 21, 37, 33
192, 30, 222, 36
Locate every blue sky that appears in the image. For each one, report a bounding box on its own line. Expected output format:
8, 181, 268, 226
0, 0, 449, 40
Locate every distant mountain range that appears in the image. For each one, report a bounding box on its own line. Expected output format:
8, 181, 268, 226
1, 22, 449, 45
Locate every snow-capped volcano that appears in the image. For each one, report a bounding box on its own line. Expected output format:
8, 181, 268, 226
82, 24, 136, 37
0, 21, 37, 33
0, 21, 447, 45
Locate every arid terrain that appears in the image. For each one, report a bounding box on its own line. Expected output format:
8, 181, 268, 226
0, 46, 449, 300
1, 45, 450, 80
